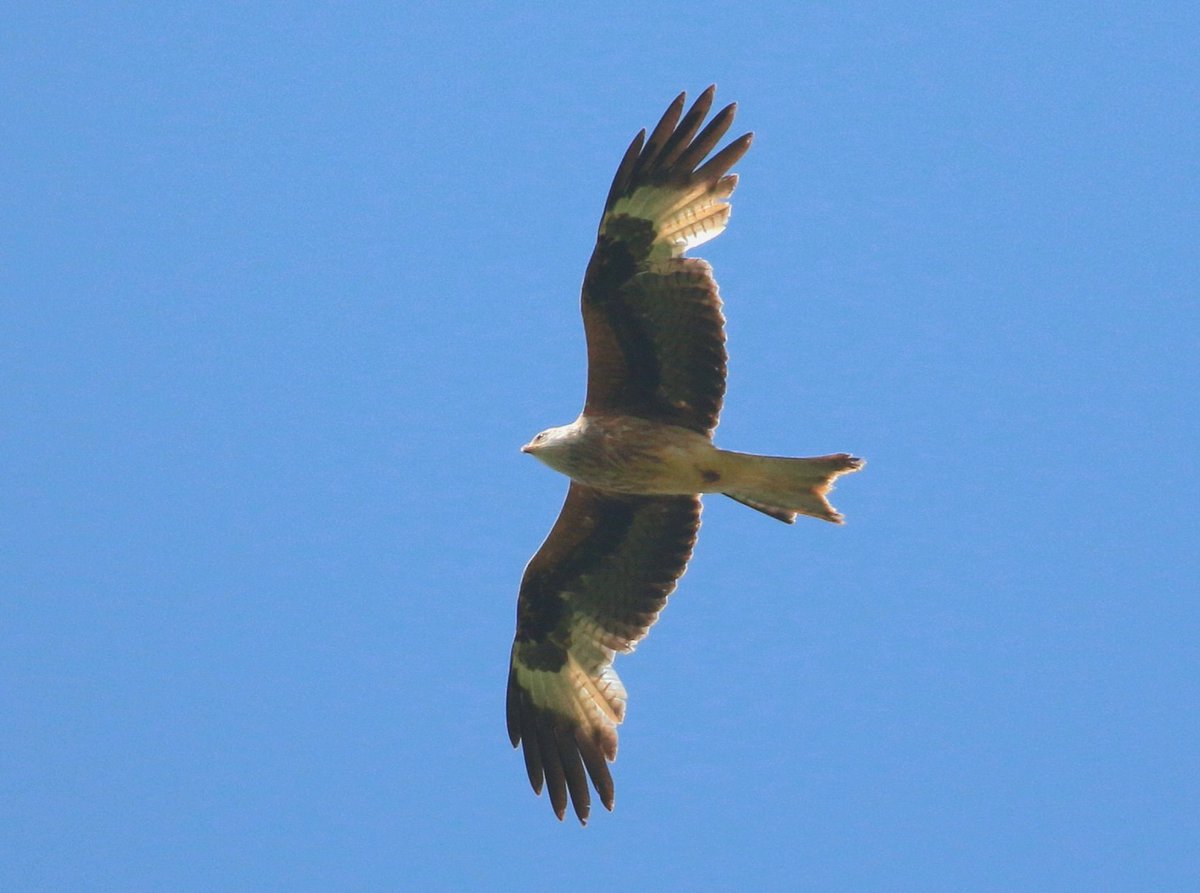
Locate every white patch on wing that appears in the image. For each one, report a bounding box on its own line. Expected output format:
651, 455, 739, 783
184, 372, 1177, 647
604, 175, 738, 261
571, 610, 635, 654
513, 649, 625, 757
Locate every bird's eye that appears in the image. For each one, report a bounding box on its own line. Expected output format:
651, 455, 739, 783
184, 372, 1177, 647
535, 432, 547, 442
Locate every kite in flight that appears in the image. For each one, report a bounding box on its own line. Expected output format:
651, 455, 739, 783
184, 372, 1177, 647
506, 87, 864, 824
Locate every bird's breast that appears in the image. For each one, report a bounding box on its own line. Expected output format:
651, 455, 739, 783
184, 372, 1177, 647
558, 415, 718, 495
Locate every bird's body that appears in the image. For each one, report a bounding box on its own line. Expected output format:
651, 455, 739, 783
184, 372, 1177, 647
507, 87, 864, 824
523, 414, 719, 495
524, 414, 862, 514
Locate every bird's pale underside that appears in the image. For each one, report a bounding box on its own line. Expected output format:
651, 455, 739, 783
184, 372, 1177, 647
507, 86, 864, 824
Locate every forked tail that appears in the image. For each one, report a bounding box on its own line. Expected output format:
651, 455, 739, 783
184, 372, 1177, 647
719, 451, 865, 524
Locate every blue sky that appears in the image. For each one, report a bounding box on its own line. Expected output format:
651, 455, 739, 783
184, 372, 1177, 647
3, 3, 1197, 890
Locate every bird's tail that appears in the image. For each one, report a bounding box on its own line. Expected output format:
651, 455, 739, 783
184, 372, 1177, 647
718, 451, 865, 524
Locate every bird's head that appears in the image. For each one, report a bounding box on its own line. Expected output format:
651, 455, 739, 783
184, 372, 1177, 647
521, 423, 579, 472
521, 426, 563, 455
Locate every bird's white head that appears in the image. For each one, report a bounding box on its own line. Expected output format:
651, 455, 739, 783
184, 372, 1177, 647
520, 423, 579, 473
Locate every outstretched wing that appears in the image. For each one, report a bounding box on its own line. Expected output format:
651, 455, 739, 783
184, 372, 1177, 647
507, 484, 700, 824
581, 86, 753, 435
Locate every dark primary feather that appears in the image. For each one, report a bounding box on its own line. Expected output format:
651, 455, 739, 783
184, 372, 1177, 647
602, 86, 750, 214
671, 96, 736, 173
646, 86, 715, 176
638, 92, 685, 172
582, 86, 752, 435
508, 485, 700, 823
695, 134, 754, 183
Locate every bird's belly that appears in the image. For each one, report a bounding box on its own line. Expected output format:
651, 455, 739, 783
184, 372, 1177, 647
569, 416, 721, 495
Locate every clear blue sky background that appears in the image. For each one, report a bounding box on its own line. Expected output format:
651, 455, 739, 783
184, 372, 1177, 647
4, 3, 1197, 891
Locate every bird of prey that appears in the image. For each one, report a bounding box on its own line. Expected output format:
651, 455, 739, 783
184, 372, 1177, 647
507, 87, 863, 824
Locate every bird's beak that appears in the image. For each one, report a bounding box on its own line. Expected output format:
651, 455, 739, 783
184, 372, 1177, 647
520, 442, 533, 454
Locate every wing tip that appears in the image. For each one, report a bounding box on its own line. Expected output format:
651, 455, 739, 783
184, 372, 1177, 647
509, 659, 622, 824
